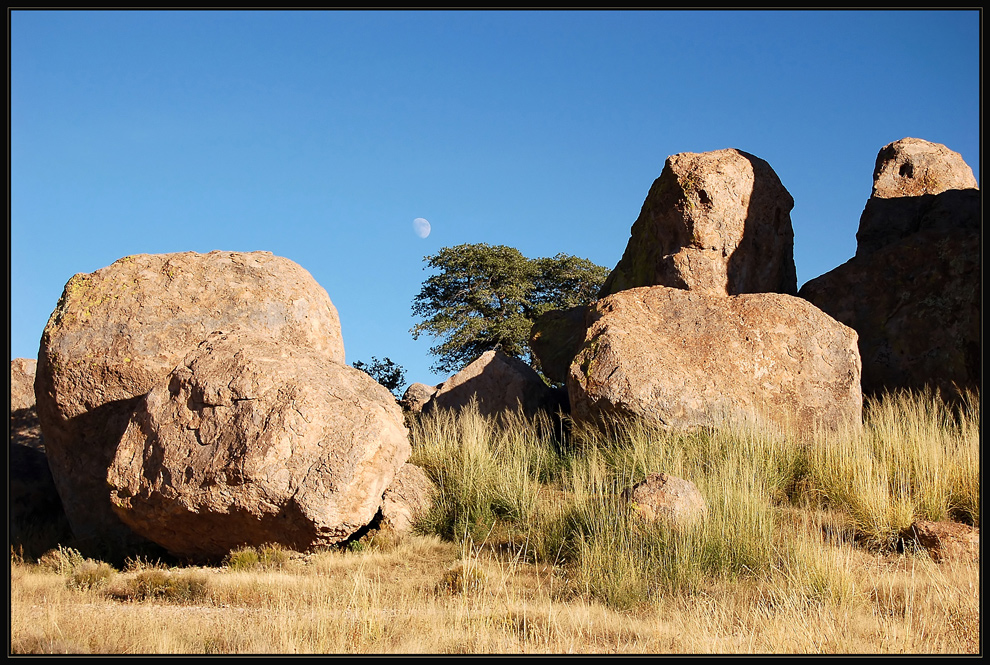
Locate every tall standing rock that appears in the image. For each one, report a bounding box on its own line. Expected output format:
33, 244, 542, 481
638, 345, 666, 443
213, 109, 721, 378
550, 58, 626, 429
35, 251, 347, 545
107, 332, 409, 558
599, 148, 797, 298
799, 139, 980, 396
568, 287, 862, 432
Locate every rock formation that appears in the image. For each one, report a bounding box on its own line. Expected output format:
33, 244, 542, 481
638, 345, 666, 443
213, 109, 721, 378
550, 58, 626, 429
622, 473, 707, 528
905, 520, 979, 564
428, 350, 563, 419
379, 463, 436, 535
400, 382, 441, 414
11, 358, 38, 413
529, 305, 590, 386
568, 287, 862, 432
10, 359, 68, 549
799, 138, 979, 396
35, 251, 350, 546
533, 148, 800, 388
599, 148, 797, 298
106, 332, 409, 558
869, 137, 978, 200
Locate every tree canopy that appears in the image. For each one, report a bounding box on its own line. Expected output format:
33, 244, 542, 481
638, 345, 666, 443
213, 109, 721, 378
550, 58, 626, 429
352, 356, 407, 400
410, 243, 609, 375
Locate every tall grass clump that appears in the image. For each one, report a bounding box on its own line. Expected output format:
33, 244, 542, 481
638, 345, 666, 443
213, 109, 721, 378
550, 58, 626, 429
409, 389, 977, 611
411, 401, 566, 544
563, 417, 785, 606
802, 388, 980, 547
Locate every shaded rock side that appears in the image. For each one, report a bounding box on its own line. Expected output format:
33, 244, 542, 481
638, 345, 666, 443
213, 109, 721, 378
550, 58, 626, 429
800, 138, 980, 397
106, 332, 410, 559
10, 359, 68, 548
429, 350, 561, 419
622, 473, 707, 528
379, 463, 436, 534
799, 226, 980, 397
35, 250, 346, 544
568, 287, 862, 432
400, 383, 440, 414
600, 148, 796, 298
11, 358, 44, 451
529, 305, 591, 385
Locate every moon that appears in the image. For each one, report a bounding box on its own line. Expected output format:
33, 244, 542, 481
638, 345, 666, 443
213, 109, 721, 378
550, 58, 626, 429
412, 217, 431, 239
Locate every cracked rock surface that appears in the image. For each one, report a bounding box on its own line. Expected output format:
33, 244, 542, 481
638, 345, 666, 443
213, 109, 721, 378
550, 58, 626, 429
35, 251, 348, 546
107, 331, 410, 558
568, 286, 862, 432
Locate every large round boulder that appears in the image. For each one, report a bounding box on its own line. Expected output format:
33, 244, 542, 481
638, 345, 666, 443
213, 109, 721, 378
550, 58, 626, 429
568, 287, 862, 432
35, 251, 346, 545
107, 332, 410, 558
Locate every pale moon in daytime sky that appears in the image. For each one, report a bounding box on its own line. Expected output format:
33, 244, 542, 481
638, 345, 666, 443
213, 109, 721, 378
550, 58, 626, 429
412, 217, 431, 239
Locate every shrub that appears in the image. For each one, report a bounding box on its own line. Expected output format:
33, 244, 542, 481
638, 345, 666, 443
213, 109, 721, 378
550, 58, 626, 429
67, 560, 114, 591
37, 546, 84, 575
225, 543, 292, 571
436, 561, 488, 595
226, 546, 261, 570
117, 569, 211, 603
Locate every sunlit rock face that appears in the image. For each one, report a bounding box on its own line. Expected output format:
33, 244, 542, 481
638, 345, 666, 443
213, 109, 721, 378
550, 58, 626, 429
599, 148, 797, 298
568, 287, 862, 433
107, 331, 410, 559
35, 250, 347, 546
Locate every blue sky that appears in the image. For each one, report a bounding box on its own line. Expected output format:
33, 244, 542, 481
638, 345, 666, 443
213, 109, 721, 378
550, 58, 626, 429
10, 10, 980, 389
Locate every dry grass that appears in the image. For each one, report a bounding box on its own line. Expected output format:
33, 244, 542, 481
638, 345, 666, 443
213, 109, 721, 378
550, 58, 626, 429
10, 533, 979, 654
9, 389, 980, 654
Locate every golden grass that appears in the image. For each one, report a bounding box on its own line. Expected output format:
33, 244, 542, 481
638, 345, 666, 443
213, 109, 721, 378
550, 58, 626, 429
10, 532, 979, 654
10, 389, 980, 654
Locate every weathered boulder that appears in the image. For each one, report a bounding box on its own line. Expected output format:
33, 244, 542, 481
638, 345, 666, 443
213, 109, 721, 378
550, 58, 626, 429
599, 148, 796, 298
568, 287, 862, 432
529, 305, 590, 385
870, 137, 978, 200
106, 332, 410, 558
11, 359, 44, 451
400, 382, 441, 414
800, 228, 979, 396
379, 463, 436, 535
799, 139, 979, 397
10, 359, 67, 550
622, 473, 707, 528
428, 350, 562, 419
904, 520, 979, 564
11, 358, 38, 412
35, 250, 347, 544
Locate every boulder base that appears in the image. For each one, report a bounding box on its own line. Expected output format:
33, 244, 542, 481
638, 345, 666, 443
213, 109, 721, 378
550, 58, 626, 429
379, 463, 436, 534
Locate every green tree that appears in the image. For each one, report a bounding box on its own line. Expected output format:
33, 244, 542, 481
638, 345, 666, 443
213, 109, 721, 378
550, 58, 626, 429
352, 357, 407, 399
410, 243, 609, 375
